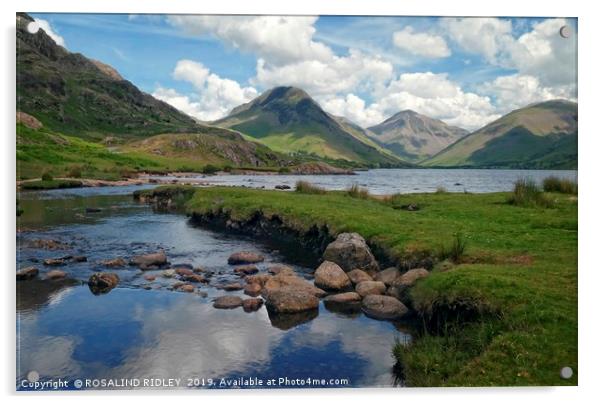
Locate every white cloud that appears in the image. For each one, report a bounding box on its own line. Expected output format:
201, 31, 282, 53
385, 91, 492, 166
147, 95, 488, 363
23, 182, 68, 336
35, 18, 66, 47
167, 15, 333, 66
442, 17, 513, 64
153, 60, 258, 121
321, 72, 499, 130
480, 74, 576, 111
392, 27, 451, 58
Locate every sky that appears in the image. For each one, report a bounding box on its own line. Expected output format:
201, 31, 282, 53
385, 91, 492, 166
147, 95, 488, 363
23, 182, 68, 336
29, 13, 577, 130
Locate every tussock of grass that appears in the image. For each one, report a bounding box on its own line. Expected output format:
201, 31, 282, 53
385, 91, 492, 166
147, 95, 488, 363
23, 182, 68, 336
507, 178, 555, 208
346, 183, 370, 199
295, 180, 326, 194
543, 176, 577, 194
436, 186, 448, 194
438, 233, 467, 263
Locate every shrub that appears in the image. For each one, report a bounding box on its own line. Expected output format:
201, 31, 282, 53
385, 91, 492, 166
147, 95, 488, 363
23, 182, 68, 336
202, 164, 220, 175
435, 186, 447, 194
508, 178, 554, 208
542, 176, 577, 194
41, 171, 53, 181
438, 233, 467, 263
295, 180, 326, 194
223, 165, 233, 173
346, 183, 370, 199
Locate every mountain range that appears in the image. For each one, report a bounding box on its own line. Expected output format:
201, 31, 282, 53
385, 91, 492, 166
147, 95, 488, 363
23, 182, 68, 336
16, 12, 577, 179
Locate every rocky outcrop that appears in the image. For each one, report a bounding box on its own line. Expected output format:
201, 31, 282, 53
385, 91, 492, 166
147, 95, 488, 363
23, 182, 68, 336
355, 280, 386, 297
314, 261, 351, 291
228, 251, 265, 265
88, 272, 119, 295
213, 296, 243, 309
347, 269, 373, 284
16, 266, 39, 281
374, 267, 402, 286
129, 251, 168, 269
361, 295, 408, 320
322, 233, 379, 273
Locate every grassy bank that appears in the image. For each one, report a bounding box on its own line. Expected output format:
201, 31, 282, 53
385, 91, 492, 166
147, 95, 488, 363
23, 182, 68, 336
148, 184, 577, 386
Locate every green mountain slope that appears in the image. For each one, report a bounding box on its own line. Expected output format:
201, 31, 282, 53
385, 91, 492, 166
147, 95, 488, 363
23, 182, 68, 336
423, 100, 577, 169
17, 13, 206, 140
368, 110, 469, 162
213, 86, 406, 167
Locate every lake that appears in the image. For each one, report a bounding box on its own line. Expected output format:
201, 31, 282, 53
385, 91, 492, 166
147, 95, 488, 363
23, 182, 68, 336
148, 168, 578, 195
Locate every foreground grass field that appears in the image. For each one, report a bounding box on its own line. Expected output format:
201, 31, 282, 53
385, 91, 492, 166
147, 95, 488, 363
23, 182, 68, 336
161, 185, 577, 386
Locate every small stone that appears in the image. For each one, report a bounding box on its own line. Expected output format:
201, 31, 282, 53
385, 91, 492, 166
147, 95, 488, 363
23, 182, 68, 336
88, 272, 119, 294
43, 258, 65, 266
162, 269, 176, 278
179, 284, 195, 293
243, 298, 264, 312
175, 267, 194, 276
233, 265, 259, 276
72, 255, 87, 262
46, 269, 67, 280
16, 266, 38, 281
129, 251, 167, 268
228, 251, 265, 265
222, 282, 243, 291
182, 274, 206, 283
101, 258, 126, 267
143, 274, 156, 282
213, 295, 243, 309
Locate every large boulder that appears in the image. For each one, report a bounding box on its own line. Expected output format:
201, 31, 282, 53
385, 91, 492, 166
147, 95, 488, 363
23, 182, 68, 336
263, 273, 326, 299
355, 281, 386, 297
322, 233, 379, 273
228, 251, 265, 265
129, 251, 167, 269
388, 268, 430, 304
314, 261, 351, 291
265, 287, 319, 313
374, 267, 402, 286
88, 272, 119, 295
16, 266, 38, 281
361, 295, 408, 320
213, 296, 243, 309
347, 269, 373, 284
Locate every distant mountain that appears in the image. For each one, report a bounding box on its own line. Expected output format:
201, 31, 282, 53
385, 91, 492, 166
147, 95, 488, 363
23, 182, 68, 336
17, 12, 204, 140
367, 110, 469, 162
423, 100, 577, 169
213, 86, 406, 166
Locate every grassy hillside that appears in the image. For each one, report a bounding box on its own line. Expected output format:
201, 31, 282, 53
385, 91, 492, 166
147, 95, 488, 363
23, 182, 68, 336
214, 87, 406, 167
145, 184, 577, 386
368, 110, 469, 162
423, 100, 577, 168
16, 123, 285, 180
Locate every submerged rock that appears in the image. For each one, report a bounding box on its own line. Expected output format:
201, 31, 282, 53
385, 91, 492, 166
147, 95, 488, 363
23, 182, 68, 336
213, 295, 243, 309
314, 261, 351, 291
129, 251, 168, 269
46, 269, 67, 280
88, 272, 120, 295
347, 269, 373, 284
265, 287, 319, 313
322, 232, 379, 274
374, 267, 402, 286
242, 297, 264, 312
228, 251, 265, 265
16, 266, 39, 281
355, 280, 386, 297
361, 295, 408, 320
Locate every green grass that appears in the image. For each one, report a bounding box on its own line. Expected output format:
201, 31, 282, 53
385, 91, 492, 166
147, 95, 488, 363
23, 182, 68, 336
20, 179, 83, 190
543, 176, 578, 195
346, 183, 371, 199
158, 185, 577, 386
